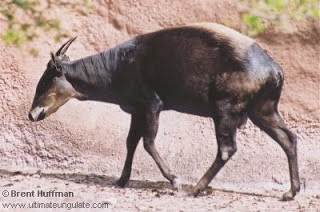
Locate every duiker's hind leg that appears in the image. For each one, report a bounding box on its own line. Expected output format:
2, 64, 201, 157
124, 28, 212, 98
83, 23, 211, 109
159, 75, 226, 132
190, 99, 245, 196
248, 99, 300, 201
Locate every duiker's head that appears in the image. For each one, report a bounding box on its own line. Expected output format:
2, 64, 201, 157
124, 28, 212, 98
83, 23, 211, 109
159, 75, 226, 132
28, 37, 84, 122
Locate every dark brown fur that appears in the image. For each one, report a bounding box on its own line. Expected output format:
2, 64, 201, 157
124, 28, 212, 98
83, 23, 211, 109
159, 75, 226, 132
29, 23, 300, 200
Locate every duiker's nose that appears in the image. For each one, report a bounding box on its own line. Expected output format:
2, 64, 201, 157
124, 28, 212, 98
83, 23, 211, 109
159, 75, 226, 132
28, 112, 35, 122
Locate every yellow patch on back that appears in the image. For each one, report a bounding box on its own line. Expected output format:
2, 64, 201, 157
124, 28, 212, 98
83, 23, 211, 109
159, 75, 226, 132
188, 22, 255, 60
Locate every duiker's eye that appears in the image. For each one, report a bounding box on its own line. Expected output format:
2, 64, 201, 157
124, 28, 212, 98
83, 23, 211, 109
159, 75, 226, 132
53, 77, 58, 83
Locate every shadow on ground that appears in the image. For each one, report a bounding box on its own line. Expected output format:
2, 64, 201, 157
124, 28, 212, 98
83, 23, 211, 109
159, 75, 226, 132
0, 168, 279, 199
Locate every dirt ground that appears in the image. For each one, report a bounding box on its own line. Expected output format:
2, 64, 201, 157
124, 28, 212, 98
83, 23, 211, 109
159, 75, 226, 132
0, 168, 319, 211
0, 0, 319, 211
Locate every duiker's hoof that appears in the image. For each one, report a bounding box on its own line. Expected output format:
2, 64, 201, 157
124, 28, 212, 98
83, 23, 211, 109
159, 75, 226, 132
116, 178, 128, 188
189, 186, 214, 197
282, 191, 295, 201
189, 187, 201, 197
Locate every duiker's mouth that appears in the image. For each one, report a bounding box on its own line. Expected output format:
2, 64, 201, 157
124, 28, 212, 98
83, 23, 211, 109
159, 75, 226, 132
28, 107, 46, 122
37, 110, 46, 121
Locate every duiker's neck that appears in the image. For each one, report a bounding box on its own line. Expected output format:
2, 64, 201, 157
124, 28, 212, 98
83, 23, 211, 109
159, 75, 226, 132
62, 39, 137, 101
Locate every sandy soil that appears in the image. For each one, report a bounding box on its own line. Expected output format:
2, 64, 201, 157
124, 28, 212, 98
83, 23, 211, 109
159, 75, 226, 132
0, 0, 319, 211
0, 168, 319, 211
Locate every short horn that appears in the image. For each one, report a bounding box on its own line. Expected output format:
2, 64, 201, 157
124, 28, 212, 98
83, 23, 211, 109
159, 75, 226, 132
55, 36, 77, 56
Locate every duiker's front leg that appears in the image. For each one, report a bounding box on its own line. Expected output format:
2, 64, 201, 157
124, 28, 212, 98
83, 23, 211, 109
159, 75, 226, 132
117, 111, 143, 187
142, 93, 181, 190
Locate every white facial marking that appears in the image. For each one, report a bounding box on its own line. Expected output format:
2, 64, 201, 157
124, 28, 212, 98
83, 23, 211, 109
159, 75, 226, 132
48, 92, 57, 97
29, 106, 49, 120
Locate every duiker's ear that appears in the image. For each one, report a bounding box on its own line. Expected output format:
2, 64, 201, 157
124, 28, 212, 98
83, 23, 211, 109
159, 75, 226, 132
50, 52, 62, 73
51, 52, 58, 65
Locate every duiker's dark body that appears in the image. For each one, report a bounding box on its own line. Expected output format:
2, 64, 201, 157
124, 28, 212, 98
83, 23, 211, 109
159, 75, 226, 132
29, 23, 300, 200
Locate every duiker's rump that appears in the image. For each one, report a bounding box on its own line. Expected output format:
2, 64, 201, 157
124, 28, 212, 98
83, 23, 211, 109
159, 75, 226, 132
29, 23, 300, 200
